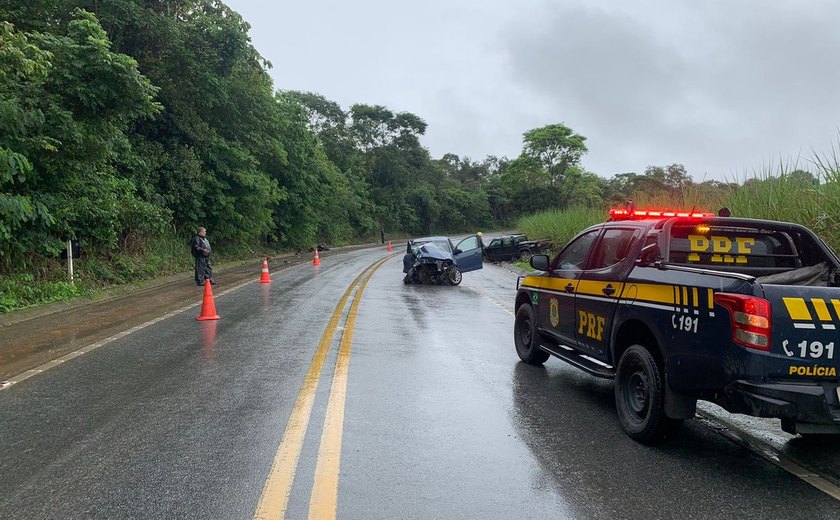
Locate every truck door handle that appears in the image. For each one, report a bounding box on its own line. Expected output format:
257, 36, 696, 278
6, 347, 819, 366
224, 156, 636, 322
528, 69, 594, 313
602, 284, 616, 296
565, 283, 575, 293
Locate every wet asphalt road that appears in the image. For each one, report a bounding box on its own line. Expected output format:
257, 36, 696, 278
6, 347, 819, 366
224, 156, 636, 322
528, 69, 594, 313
2, 246, 840, 519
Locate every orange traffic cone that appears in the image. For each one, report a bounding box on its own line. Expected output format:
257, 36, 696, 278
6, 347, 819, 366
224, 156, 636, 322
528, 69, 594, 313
196, 279, 220, 321
259, 257, 271, 283
313, 248, 321, 266
387, 241, 392, 252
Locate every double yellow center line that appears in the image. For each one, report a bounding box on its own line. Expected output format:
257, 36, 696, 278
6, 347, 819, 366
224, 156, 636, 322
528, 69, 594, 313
254, 256, 390, 520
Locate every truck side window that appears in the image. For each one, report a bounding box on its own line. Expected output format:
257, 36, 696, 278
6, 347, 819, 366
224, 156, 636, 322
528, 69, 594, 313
638, 235, 660, 264
587, 229, 637, 270
553, 229, 600, 271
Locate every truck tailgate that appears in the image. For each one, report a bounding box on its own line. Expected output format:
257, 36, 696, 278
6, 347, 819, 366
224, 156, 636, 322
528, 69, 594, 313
764, 285, 840, 379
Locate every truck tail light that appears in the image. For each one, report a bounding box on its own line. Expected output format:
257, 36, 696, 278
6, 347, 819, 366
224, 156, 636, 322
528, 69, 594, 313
714, 293, 772, 351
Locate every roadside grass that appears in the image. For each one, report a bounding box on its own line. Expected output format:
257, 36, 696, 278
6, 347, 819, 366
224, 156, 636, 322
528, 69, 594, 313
723, 146, 840, 250
628, 182, 732, 215
516, 206, 603, 251
0, 233, 186, 312
813, 144, 840, 248
0, 229, 385, 313
724, 161, 823, 225
0, 232, 292, 313
0, 274, 84, 313
513, 136, 840, 265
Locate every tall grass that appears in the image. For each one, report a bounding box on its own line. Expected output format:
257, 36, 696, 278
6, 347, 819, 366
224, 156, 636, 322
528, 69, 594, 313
723, 144, 840, 249
630, 182, 732, 215
808, 136, 840, 245
516, 134, 840, 256
724, 159, 821, 223
517, 206, 603, 249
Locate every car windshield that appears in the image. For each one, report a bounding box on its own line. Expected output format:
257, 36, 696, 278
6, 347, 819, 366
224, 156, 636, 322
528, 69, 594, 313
411, 239, 450, 255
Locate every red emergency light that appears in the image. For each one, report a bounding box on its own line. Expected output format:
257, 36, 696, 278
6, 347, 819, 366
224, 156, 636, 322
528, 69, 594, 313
608, 208, 716, 220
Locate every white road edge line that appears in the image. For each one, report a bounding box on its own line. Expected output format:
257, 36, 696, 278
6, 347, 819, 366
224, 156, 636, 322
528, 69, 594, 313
698, 411, 840, 502
465, 285, 515, 317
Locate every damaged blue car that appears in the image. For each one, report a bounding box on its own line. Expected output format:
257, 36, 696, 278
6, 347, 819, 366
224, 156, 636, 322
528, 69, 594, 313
402, 235, 483, 285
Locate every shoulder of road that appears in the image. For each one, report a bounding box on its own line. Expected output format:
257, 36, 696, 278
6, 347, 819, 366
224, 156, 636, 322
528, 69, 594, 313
0, 243, 378, 382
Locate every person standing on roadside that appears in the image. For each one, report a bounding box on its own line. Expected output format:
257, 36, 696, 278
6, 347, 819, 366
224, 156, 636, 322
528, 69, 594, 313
190, 227, 214, 286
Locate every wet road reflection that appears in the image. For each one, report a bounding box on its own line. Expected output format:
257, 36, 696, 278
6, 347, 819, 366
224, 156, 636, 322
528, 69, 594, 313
508, 357, 840, 518
201, 320, 217, 362
260, 283, 271, 309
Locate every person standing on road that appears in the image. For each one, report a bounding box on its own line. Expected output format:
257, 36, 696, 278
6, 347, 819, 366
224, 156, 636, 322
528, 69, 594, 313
190, 227, 214, 286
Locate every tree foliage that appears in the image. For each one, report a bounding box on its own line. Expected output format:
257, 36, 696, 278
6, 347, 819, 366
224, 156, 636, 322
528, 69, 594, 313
0, 11, 162, 265
522, 123, 588, 186
1, 0, 757, 285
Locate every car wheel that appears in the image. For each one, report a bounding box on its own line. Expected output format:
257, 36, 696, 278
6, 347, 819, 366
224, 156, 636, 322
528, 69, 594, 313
446, 265, 462, 286
518, 249, 532, 262
514, 305, 550, 365
615, 345, 683, 443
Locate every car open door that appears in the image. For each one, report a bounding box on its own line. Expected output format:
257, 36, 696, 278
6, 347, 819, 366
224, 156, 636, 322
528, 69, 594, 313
453, 235, 484, 273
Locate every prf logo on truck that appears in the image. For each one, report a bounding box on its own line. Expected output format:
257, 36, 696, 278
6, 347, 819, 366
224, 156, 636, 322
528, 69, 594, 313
514, 205, 840, 443
687, 234, 755, 264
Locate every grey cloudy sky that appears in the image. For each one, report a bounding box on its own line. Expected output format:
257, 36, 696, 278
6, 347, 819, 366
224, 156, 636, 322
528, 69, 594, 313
225, 0, 840, 181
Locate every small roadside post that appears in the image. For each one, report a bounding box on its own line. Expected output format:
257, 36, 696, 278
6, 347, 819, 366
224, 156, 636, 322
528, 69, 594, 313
67, 239, 73, 282
61, 238, 80, 283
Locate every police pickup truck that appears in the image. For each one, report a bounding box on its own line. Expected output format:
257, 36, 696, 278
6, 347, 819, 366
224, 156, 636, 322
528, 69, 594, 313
514, 206, 840, 443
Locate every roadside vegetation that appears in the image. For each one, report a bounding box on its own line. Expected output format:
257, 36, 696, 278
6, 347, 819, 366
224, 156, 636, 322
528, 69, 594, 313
2, 2, 839, 312
517, 207, 603, 248
518, 143, 840, 258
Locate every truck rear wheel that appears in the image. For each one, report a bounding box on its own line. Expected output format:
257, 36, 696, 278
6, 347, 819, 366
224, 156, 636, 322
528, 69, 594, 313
514, 305, 550, 365
615, 345, 682, 443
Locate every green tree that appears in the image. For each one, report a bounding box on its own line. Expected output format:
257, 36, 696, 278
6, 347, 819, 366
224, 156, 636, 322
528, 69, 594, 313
522, 124, 588, 186
0, 11, 163, 266
282, 90, 354, 172
350, 104, 395, 153
0, 21, 54, 260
